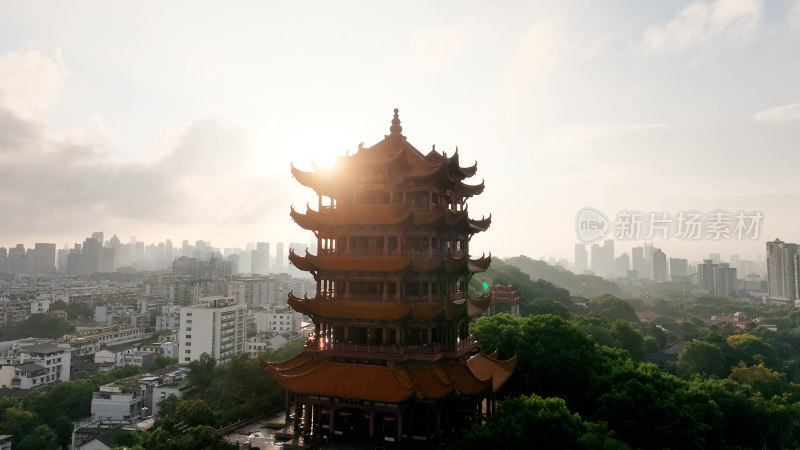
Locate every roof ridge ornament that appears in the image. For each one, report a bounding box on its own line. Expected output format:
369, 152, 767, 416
389, 108, 402, 137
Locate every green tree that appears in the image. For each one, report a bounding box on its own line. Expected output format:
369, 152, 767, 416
17, 424, 59, 450
157, 394, 181, 419
150, 354, 179, 371
727, 333, 776, 368
643, 335, 659, 353
729, 363, 791, 399
472, 314, 610, 413
572, 314, 617, 347
175, 399, 213, 427
521, 297, 571, 319
0, 407, 38, 446
453, 394, 628, 450
187, 353, 217, 395
610, 321, 645, 362
677, 340, 728, 378
593, 361, 721, 449
590, 295, 638, 323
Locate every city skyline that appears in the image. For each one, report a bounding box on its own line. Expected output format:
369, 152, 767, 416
1, 1, 799, 262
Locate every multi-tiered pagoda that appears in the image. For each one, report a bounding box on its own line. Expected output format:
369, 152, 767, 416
262, 109, 515, 446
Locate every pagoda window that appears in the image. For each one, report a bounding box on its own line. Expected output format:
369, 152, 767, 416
405, 191, 430, 210
357, 191, 387, 204
404, 281, 427, 300
392, 192, 403, 203
350, 281, 383, 300
405, 237, 428, 254
387, 236, 398, 253
351, 236, 384, 255
432, 192, 440, 207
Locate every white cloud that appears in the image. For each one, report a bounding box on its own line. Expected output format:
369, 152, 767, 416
753, 102, 800, 122
0, 48, 285, 241
538, 123, 670, 153
0, 49, 67, 117
508, 21, 566, 82
790, 0, 800, 31
387, 22, 470, 79
642, 0, 764, 53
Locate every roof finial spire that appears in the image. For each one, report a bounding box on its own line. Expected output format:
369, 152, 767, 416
389, 108, 402, 136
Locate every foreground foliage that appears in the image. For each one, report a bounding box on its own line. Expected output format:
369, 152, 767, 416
470, 313, 800, 449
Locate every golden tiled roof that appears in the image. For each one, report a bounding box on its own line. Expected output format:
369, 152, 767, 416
262, 350, 513, 401
288, 296, 410, 320
289, 204, 488, 232
467, 352, 518, 392
288, 249, 412, 273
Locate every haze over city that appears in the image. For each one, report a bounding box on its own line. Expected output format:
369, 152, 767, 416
1, 1, 799, 262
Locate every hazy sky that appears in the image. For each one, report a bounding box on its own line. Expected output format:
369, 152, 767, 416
1, 1, 798, 263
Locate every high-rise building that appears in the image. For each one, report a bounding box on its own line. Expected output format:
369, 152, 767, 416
274, 242, 284, 273
698, 259, 737, 297
652, 248, 667, 282
669, 258, 689, 282
615, 253, 630, 277
251, 242, 269, 274
766, 238, 799, 303
574, 243, 588, 273
264, 109, 515, 444
590, 239, 614, 277
179, 296, 246, 364
31, 243, 56, 274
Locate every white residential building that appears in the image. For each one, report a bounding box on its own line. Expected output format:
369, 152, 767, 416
255, 308, 302, 334
30, 298, 51, 314
179, 296, 246, 364
246, 334, 288, 358
62, 327, 146, 356
91, 376, 145, 421
0, 341, 72, 389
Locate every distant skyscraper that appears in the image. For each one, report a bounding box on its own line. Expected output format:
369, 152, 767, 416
709, 253, 720, 264
698, 259, 737, 297
92, 231, 104, 246
669, 258, 689, 282
590, 239, 614, 277
615, 252, 630, 277
251, 242, 269, 274
766, 238, 799, 303
275, 242, 284, 273
31, 243, 56, 274
632, 244, 654, 279
652, 248, 667, 282
574, 243, 588, 273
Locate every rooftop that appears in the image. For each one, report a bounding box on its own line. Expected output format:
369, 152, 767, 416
22, 342, 67, 354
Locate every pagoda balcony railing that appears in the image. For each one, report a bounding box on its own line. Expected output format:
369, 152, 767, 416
313, 293, 467, 302
347, 293, 387, 301
305, 334, 479, 358
346, 248, 387, 256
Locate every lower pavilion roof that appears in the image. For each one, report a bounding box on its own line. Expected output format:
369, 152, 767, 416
287, 294, 492, 320
261, 350, 516, 403
290, 204, 491, 233
288, 249, 491, 274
